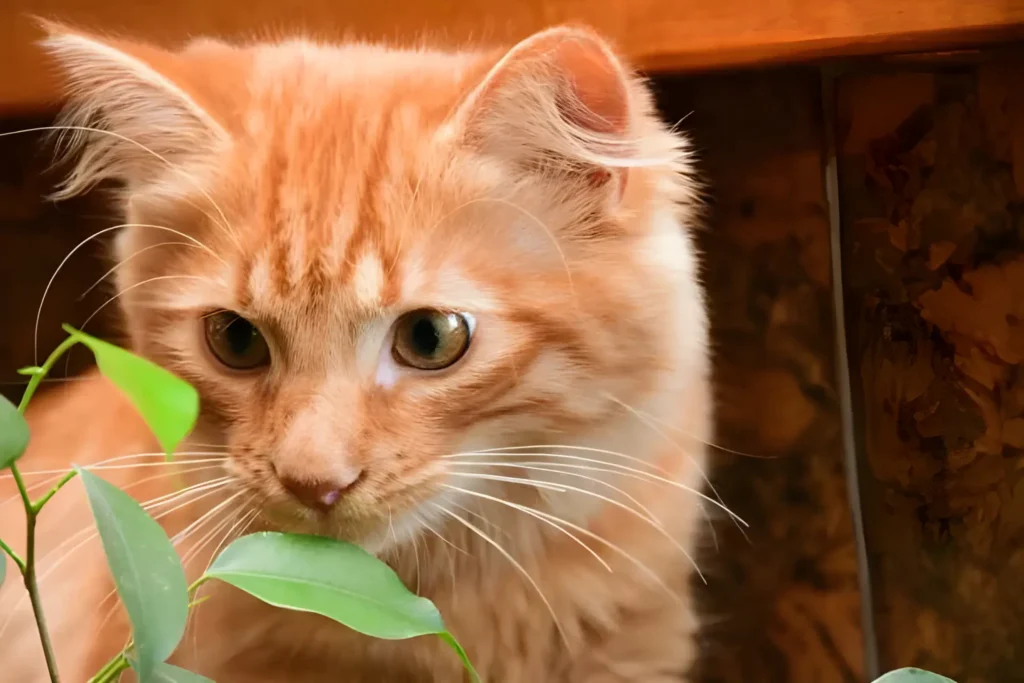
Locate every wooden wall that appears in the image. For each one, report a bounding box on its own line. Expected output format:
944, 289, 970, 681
838, 49, 1024, 681
656, 71, 865, 682
4, 0, 1024, 111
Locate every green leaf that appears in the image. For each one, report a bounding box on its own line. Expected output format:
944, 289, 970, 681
78, 468, 189, 680
63, 325, 198, 456
874, 669, 957, 683
205, 532, 442, 637
0, 550, 6, 588
0, 394, 30, 470
439, 632, 476, 677
151, 663, 215, 683
204, 532, 476, 678
16, 366, 43, 376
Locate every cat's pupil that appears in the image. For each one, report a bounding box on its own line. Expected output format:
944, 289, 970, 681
411, 317, 440, 357
225, 318, 255, 355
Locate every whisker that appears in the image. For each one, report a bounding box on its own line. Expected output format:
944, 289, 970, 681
446, 452, 746, 526
700, 502, 720, 553
92, 498, 252, 643
449, 471, 569, 493
7, 454, 225, 479
138, 477, 233, 512
443, 483, 690, 590
92, 587, 123, 642
410, 527, 423, 594
446, 472, 698, 581
60, 274, 213, 375
180, 495, 250, 568
172, 490, 246, 546
46, 477, 231, 569
446, 461, 662, 526
79, 241, 204, 300
411, 511, 461, 588
31, 222, 223, 365
186, 504, 259, 656
604, 393, 771, 460
386, 504, 398, 549
445, 499, 514, 544
606, 396, 751, 543
462, 444, 665, 472
73, 273, 213, 340
0, 124, 239, 246
447, 476, 612, 572
239, 506, 260, 535
429, 502, 569, 647
412, 511, 467, 557
0, 477, 233, 637
2, 455, 226, 514
0, 376, 93, 386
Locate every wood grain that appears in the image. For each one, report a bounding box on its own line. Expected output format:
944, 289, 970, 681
3, 0, 1024, 111
839, 51, 1024, 681
657, 70, 865, 683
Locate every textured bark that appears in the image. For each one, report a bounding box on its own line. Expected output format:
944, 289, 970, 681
658, 70, 864, 683
839, 53, 1024, 682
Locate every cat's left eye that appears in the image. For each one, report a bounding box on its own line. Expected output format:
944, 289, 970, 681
391, 309, 473, 371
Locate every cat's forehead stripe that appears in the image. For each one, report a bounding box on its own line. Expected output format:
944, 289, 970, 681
351, 253, 386, 308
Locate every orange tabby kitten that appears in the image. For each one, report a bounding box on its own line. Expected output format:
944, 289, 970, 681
0, 22, 714, 682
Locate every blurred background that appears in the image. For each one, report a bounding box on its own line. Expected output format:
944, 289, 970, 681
2, 2, 1024, 681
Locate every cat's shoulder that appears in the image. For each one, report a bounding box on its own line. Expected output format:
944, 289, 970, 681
22, 370, 155, 469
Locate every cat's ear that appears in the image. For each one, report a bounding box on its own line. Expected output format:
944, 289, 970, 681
454, 26, 639, 199
38, 21, 237, 198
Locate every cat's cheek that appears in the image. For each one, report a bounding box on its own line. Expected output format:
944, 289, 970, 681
375, 349, 401, 390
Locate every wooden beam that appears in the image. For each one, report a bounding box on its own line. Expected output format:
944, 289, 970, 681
3, 0, 1024, 111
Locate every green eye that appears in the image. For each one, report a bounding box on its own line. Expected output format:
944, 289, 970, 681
391, 309, 472, 371
204, 310, 271, 370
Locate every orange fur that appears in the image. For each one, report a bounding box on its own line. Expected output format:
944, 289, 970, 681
0, 24, 712, 682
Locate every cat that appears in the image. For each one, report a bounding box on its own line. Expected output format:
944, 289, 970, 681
0, 21, 715, 682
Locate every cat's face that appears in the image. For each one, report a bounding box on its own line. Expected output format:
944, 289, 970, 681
44, 25, 701, 547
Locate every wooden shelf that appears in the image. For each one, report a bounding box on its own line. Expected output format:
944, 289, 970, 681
3, 0, 1024, 111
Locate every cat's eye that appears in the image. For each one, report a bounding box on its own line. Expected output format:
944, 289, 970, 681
204, 310, 271, 371
391, 309, 472, 371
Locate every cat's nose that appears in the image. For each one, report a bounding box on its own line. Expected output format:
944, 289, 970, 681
277, 468, 363, 513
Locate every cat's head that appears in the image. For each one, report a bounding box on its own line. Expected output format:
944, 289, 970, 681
43, 23, 706, 548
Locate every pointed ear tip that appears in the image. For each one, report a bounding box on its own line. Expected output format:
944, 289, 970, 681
34, 20, 90, 57
528, 24, 617, 51
34, 19, 120, 57
32, 16, 74, 41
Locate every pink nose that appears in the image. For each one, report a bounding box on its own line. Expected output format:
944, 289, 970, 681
278, 469, 362, 513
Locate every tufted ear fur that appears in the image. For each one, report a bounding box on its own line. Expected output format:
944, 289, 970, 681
39, 21, 239, 199
452, 26, 648, 203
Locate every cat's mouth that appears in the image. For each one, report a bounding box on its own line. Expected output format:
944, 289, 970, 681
248, 486, 401, 547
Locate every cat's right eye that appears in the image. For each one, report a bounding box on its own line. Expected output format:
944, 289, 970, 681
203, 310, 271, 371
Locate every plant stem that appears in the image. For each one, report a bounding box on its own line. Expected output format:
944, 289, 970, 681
87, 650, 130, 683
8, 334, 81, 683
17, 336, 78, 413
23, 510, 61, 682
0, 536, 25, 572
33, 470, 79, 512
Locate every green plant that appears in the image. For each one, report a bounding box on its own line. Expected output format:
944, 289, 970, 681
873, 669, 957, 682
0, 326, 476, 683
